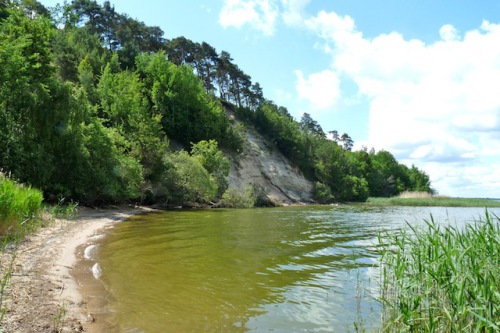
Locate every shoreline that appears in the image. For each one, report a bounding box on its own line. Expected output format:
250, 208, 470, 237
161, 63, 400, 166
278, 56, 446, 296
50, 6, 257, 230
2, 206, 152, 333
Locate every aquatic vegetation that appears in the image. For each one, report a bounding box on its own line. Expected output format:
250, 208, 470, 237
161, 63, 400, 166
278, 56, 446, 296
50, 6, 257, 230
378, 211, 500, 332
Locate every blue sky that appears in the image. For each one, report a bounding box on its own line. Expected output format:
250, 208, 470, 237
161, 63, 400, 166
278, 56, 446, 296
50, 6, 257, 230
39, 0, 500, 198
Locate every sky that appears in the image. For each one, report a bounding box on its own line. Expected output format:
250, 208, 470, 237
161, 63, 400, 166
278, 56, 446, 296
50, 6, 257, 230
38, 0, 500, 198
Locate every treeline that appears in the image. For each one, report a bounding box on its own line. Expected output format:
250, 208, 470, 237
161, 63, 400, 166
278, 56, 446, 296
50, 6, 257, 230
50, 0, 266, 108
232, 102, 433, 202
0, 0, 239, 206
0, 0, 433, 206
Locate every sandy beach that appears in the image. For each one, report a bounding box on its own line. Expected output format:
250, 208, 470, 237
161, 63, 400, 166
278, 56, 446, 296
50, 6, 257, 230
1, 206, 151, 333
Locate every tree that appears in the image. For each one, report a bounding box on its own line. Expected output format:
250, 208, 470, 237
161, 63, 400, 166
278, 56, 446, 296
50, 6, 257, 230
136, 52, 235, 149
340, 133, 354, 151
313, 140, 348, 199
369, 150, 407, 197
408, 165, 433, 193
216, 50, 233, 101
328, 130, 340, 143
0, 0, 9, 20
0, 7, 55, 184
300, 113, 325, 137
194, 42, 219, 94
71, 0, 103, 33
52, 25, 109, 83
340, 175, 369, 201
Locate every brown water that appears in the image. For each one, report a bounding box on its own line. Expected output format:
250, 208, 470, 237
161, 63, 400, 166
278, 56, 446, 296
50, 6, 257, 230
95, 205, 496, 332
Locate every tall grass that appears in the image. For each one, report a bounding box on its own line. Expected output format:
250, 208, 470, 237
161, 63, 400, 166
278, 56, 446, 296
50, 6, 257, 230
378, 211, 500, 332
0, 174, 44, 323
0, 173, 44, 239
397, 191, 434, 199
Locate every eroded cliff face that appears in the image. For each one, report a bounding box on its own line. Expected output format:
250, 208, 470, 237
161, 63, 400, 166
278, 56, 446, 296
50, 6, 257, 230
226, 125, 314, 205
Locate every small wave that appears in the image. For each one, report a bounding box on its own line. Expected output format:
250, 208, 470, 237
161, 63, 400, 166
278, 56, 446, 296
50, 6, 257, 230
84, 244, 98, 260
89, 234, 106, 241
92, 263, 102, 279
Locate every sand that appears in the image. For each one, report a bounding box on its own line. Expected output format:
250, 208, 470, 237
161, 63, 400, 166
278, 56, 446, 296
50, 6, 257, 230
1, 206, 151, 332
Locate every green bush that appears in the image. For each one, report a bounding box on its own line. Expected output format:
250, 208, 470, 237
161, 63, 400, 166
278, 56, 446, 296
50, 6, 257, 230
312, 181, 334, 204
191, 140, 230, 198
167, 151, 218, 204
221, 185, 256, 208
341, 175, 369, 202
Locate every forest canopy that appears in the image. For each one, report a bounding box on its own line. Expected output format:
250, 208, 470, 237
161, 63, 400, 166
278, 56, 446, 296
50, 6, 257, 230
0, 0, 433, 206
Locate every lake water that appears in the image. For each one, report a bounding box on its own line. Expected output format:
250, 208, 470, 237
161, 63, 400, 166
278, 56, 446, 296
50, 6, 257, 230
94, 205, 499, 332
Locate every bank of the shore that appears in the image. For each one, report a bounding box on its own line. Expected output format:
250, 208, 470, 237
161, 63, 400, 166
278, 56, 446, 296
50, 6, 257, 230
1, 206, 152, 333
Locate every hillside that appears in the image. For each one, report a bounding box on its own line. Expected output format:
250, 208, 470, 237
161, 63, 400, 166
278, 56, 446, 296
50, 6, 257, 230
226, 112, 313, 205
0, 1, 434, 208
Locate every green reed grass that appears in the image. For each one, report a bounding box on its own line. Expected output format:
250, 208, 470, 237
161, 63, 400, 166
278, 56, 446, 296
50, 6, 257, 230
0, 175, 77, 329
0, 173, 44, 239
0, 174, 43, 325
367, 196, 500, 208
378, 211, 500, 332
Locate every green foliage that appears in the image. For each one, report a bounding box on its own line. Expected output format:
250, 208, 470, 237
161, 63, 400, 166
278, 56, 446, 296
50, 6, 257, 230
0, 173, 43, 238
240, 98, 432, 202
0, 1, 434, 208
369, 150, 405, 197
78, 120, 143, 203
312, 182, 334, 204
379, 212, 500, 332
220, 185, 256, 208
135, 52, 239, 151
340, 175, 369, 202
47, 198, 79, 219
253, 102, 308, 171
190, 140, 230, 197
166, 151, 217, 204
52, 26, 109, 83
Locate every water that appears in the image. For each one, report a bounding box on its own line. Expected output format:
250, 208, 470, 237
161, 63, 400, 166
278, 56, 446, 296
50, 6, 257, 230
95, 205, 498, 332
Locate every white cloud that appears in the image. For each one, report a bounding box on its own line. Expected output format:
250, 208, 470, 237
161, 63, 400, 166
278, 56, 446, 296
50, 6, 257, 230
218, 0, 311, 34
425, 162, 500, 198
305, 10, 358, 46
295, 69, 341, 110
281, 0, 310, 26
219, 0, 280, 36
217, 1, 500, 197
439, 24, 460, 41
302, 12, 500, 197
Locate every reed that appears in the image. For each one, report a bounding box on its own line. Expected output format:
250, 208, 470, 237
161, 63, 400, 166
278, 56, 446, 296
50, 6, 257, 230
397, 191, 434, 199
378, 211, 500, 332
0, 173, 44, 239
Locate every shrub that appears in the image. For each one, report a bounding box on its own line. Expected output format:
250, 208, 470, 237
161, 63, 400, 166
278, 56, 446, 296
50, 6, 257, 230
168, 151, 218, 204
221, 185, 256, 208
312, 181, 334, 204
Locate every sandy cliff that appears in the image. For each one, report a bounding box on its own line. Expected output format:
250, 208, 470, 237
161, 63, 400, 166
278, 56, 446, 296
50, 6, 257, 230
226, 120, 313, 205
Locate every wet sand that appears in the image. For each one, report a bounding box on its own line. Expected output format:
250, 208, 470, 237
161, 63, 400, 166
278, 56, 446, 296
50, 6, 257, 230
1, 206, 152, 332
